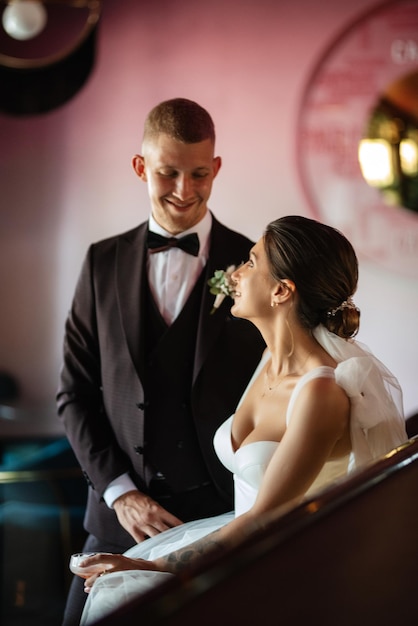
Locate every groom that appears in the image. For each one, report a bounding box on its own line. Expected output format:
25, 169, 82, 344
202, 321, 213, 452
57, 98, 265, 624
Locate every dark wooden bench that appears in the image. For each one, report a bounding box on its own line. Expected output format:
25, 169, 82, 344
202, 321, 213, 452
96, 436, 418, 626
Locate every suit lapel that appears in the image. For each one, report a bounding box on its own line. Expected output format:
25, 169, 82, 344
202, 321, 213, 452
194, 216, 243, 381
116, 222, 148, 383
114, 217, 249, 386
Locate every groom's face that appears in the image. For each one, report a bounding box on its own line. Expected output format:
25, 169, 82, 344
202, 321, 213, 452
133, 133, 221, 235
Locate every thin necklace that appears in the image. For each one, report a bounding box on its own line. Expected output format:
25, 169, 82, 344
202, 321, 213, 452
262, 350, 313, 398
264, 370, 286, 393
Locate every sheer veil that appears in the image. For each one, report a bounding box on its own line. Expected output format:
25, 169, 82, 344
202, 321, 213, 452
313, 325, 407, 469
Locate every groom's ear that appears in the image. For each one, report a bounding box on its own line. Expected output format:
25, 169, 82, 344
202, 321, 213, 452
132, 155, 147, 181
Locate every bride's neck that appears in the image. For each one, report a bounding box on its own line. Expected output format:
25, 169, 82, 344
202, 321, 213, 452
264, 326, 316, 378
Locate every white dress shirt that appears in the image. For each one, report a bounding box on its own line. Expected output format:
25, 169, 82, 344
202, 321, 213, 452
103, 211, 212, 508
147, 211, 211, 324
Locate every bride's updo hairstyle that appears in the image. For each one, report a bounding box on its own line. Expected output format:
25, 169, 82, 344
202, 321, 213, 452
263, 215, 360, 339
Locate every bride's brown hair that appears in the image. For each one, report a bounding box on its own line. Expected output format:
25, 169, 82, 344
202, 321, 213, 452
263, 215, 360, 339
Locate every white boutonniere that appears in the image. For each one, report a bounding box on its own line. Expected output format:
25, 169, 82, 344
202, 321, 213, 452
207, 265, 236, 314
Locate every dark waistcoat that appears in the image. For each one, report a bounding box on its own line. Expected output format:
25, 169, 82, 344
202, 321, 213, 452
143, 270, 211, 492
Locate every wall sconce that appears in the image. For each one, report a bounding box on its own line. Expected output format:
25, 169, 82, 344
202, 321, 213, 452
358, 138, 395, 188
400, 137, 418, 176
0, 0, 102, 115
358, 74, 418, 213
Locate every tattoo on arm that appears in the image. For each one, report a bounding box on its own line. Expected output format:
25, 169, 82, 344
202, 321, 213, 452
159, 529, 225, 574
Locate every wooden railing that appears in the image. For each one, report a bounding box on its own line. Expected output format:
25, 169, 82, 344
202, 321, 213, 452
95, 436, 418, 626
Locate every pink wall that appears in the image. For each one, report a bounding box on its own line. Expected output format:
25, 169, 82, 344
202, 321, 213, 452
0, 0, 417, 435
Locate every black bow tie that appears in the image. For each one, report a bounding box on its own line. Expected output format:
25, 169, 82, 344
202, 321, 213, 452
146, 231, 200, 256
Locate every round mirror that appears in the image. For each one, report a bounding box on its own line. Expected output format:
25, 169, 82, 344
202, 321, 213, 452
297, 0, 418, 279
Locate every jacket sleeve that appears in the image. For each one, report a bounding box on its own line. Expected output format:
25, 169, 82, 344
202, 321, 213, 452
56, 245, 134, 497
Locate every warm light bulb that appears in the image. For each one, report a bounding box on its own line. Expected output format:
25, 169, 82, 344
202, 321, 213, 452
358, 139, 395, 187
2, 1, 47, 41
400, 138, 418, 176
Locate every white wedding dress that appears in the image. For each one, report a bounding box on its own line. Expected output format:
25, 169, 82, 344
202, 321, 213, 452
80, 326, 407, 625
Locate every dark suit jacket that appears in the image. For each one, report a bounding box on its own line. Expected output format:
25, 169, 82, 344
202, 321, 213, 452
57, 214, 265, 545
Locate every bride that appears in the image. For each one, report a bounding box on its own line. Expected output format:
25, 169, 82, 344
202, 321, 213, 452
78, 215, 407, 624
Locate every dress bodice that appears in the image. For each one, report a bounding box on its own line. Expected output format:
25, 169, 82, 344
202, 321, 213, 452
214, 363, 351, 517
214, 417, 278, 517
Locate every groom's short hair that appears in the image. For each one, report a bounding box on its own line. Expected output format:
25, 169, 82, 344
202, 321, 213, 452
142, 98, 216, 145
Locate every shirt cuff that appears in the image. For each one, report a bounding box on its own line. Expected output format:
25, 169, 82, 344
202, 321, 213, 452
103, 473, 138, 508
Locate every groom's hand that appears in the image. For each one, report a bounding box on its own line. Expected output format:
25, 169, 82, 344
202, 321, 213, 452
113, 490, 183, 542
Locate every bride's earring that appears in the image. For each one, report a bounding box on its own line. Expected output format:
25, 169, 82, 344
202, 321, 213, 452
285, 318, 294, 357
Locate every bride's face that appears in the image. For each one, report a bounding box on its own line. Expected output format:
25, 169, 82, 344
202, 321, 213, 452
230, 237, 277, 321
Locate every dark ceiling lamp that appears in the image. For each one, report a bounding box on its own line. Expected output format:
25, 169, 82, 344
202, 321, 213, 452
0, 0, 102, 115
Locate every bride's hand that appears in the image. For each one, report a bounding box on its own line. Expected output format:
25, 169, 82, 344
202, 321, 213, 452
81, 553, 158, 593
